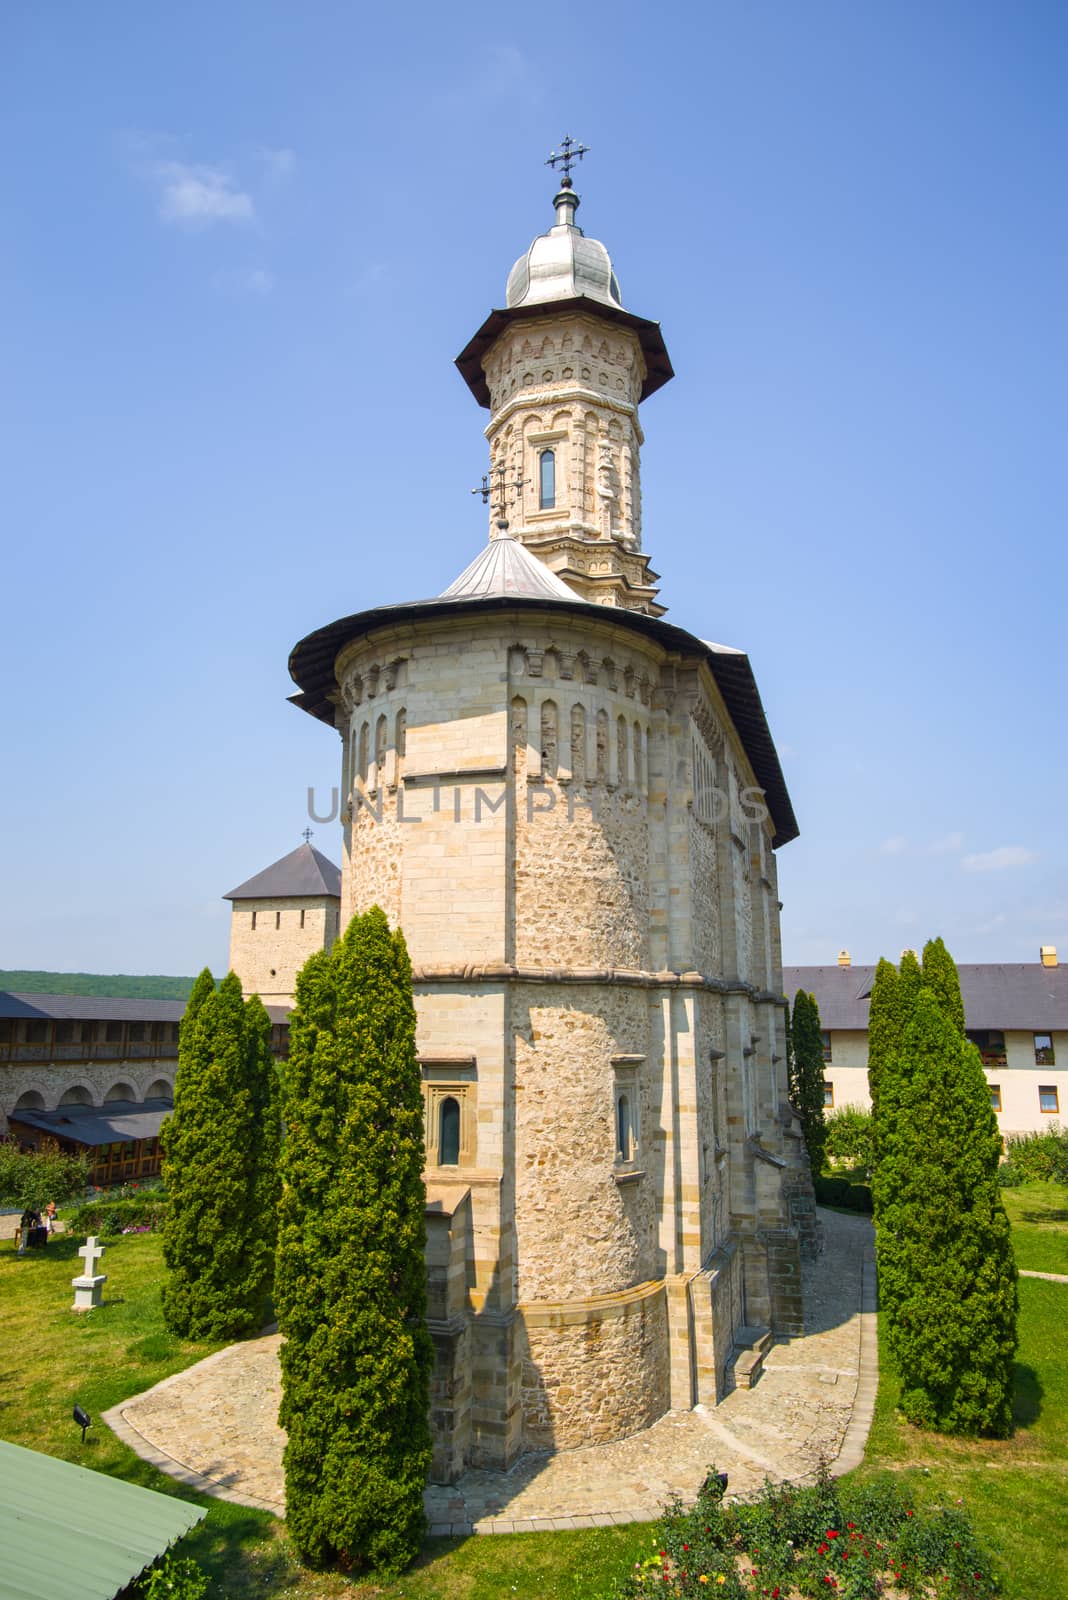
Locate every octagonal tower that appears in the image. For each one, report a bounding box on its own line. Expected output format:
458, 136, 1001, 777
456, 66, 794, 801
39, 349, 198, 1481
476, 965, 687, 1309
288, 165, 811, 1481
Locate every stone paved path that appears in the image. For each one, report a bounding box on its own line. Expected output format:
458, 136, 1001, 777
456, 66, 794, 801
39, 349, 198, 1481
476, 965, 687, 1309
1018, 1269, 1068, 1283
105, 1209, 877, 1533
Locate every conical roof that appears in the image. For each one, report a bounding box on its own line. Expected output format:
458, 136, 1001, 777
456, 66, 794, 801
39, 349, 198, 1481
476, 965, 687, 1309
440, 535, 581, 603
224, 842, 341, 901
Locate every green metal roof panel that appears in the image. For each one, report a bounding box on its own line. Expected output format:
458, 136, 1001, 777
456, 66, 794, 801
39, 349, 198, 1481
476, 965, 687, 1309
0, 1439, 206, 1600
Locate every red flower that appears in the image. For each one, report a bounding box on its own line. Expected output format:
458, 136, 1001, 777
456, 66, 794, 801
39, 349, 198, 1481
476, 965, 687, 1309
818, 1543, 828, 1555
683, 1545, 689, 1551
827, 1529, 839, 1539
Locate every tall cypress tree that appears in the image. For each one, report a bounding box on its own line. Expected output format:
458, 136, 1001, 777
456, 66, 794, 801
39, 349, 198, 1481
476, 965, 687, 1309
276, 908, 433, 1574
873, 987, 1017, 1435
866, 957, 901, 1116
790, 990, 827, 1182
921, 935, 966, 1037
161, 971, 279, 1339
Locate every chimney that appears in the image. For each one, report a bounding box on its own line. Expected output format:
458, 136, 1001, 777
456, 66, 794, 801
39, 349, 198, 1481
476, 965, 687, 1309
1040, 945, 1058, 968
837, 949, 851, 968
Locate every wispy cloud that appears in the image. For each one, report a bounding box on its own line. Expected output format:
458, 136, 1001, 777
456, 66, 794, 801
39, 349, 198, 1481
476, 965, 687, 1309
154, 160, 255, 227
878, 835, 908, 855
929, 831, 965, 855
962, 845, 1039, 873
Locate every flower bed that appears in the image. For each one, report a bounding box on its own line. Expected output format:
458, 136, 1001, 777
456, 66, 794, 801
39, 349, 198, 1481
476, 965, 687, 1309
616, 1468, 996, 1599
69, 1188, 168, 1237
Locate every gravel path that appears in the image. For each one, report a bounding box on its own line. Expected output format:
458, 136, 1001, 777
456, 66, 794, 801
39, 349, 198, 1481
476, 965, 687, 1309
105, 1208, 877, 1533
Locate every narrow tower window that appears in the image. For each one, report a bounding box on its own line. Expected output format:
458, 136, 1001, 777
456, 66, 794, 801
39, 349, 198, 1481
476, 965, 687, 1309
439, 1096, 461, 1166
616, 1093, 632, 1162
539, 449, 556, 510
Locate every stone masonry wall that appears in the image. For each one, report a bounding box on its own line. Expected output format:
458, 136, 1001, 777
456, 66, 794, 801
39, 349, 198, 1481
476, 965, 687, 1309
1, 1059, 176, 1133
512, 982, 658, 1301
518, 1281, 669, 1451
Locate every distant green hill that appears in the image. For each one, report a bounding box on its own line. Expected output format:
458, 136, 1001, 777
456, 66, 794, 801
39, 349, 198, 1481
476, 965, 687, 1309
0, 971, 197, 1001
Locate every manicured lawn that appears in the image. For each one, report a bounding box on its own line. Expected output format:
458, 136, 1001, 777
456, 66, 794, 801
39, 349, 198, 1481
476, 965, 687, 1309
2, 1185, 1065, 1596
848, 1181, 1068, 1600
0, 1230, 643, 1596
1000, 1179, 1068, 1274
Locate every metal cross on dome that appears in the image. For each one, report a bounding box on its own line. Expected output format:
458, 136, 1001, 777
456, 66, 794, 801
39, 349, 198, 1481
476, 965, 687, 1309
546, 134, 589, 186
472, 462, 528, 531
302, 828, 313, 844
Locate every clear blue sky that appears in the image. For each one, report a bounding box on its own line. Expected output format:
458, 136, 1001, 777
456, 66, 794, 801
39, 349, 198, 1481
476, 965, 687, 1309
2, 2, 1065, 976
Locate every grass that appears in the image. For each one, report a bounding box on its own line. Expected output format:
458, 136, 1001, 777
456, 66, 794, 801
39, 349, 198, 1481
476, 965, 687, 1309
0, 1230, 643, 1596
845, 1181, 1068, 1600
999, 1179, 1068, 1273
2, 1185, 1065, 1597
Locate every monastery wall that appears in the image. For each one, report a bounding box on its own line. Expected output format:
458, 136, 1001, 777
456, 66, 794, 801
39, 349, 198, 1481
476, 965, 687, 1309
1, 1060, 175, 1131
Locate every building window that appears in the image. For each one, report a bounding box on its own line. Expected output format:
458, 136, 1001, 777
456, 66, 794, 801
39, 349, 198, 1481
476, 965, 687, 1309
539, 448, 555, 510
105, 1022, 123, 1044
300, 908, 306, 930
968, 1029, 1006, 1067
55, 1021, 74, 1044
128, 1023, 146, 1043
616, 1093, 633, 1162
989, 1084, 1002, 1113
25, 1021, 47, 1044
439, 1097, 461, 1166
251, 910, 257, 931
821, 1030, 832, 1063
822, 1081, 834, 1109
1034, 1033, 1055, 1066
1039, 1085, 1059, 1114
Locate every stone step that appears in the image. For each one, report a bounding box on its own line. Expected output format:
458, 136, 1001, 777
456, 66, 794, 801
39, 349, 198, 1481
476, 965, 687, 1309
728, 1325, 773, 1390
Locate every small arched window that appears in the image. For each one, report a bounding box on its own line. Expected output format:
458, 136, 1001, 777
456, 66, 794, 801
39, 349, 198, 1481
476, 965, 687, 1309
439, 1096, 461, 1166
539, 449, 556, 510
616, 1093, 632, 1163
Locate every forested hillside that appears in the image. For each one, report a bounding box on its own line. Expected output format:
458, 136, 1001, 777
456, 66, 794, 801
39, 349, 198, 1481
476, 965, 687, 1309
0, 971, 196, 1000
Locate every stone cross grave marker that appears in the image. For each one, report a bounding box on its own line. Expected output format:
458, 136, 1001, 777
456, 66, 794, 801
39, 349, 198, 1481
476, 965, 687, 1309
71, 1234, 107, 1313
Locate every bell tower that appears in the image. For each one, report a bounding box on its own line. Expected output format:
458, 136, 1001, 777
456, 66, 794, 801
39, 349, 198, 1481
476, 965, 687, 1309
456, 139, 674, 615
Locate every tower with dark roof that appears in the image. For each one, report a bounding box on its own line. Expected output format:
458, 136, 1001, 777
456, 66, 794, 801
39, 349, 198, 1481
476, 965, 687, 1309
286, 159, 809, 1482
224, 841, 341, 1006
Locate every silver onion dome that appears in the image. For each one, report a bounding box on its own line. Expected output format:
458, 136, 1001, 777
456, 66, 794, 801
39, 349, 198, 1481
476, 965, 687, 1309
505, 181, 622, 310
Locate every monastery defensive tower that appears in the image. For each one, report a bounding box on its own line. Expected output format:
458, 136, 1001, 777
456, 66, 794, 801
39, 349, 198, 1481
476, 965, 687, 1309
287, 147, 813, 1481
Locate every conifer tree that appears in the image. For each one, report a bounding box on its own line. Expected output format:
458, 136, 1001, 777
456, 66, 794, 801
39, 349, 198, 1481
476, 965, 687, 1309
161, 971, 279, 1339
790, 990, 827, 1181
276, 908, 433, 1574
866, 957, 901, 1116
244, 993, 282, 1313
921, 935, 966, 1037
873, 988, 1017, 1435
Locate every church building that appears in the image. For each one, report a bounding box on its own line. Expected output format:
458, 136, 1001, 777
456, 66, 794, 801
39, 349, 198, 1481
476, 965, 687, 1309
267, 151, 813, 1481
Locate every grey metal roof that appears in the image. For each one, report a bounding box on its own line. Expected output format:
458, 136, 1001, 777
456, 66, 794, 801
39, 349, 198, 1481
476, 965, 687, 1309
224, 842, 342, 902
784, 962, 1068, 1032
440, 536, 582, 602
506, 185, 622, 310
288, 592, 799, 849
0, 992, 292, 1024
0, 1436, 205, 1600
9, 1099, 173, 1147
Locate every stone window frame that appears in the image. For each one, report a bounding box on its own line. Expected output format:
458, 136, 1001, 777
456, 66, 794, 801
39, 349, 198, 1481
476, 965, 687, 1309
420, 1053, 477, 1170
525, 425, 568, 521
611, 1054, 644, 1183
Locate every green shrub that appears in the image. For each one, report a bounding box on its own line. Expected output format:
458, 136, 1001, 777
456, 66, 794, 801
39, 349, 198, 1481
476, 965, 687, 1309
0, 1138, 89, 1209
139, 1551, 209, 1599
1003, 1125, 1068, 1183
614, 1465, 997, 1599
997, 1162, 1024, 1188
814, 1174, 873, 1213
70, 1192, 169, 1236
823, 1105, 875, 1170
